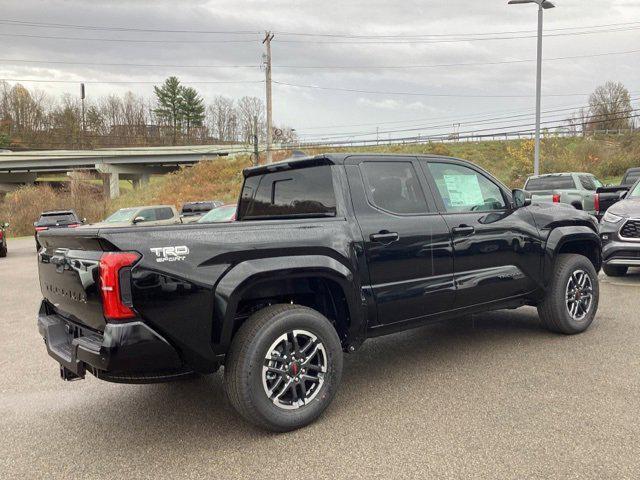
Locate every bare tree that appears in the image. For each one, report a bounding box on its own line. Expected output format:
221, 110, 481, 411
237, 96, 265, 144
588, 81, 633, 132
207, 96, 236, 142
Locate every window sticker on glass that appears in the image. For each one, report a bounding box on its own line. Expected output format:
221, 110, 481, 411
443, 174, 484, 207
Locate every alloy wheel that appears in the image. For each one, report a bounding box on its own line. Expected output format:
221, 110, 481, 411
565, 269, 593, 321
262, 329, 327, 410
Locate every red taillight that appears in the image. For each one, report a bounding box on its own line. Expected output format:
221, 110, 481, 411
594, 194, 600, 213
35, 226, 48, 232
0, 231, 3, 240
552, 194, 561, 203
99, 252, 140, 321
67, 223, 80, 228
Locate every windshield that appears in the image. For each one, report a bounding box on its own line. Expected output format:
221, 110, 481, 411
103, 208, 136, 223
629, 181, 640, 198
197, 205, 236, 223
623, 171, 640, 186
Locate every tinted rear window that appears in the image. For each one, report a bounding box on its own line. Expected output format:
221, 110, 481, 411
238, 165, 336, 220
182, 202, 214, 214
38, 213, 76, 225
525, 176, 576, 191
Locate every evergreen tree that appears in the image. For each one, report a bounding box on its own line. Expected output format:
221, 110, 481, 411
180, 86, 205, 135
153, 76, 184, 142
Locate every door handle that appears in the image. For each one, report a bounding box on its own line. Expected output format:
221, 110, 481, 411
370, 231, 399, 243
452, 225, 475, 236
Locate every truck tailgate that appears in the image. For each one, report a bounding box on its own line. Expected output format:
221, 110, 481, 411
38, 229, 109, 331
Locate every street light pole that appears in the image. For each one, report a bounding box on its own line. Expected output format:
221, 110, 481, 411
508, 0, 555, 176
534, 4, 543, 177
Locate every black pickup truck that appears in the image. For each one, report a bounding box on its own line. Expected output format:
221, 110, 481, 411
36, 154, 602, 431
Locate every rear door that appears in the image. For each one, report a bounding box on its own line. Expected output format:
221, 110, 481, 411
345, 156, 454, 326
422, 159, 542, 309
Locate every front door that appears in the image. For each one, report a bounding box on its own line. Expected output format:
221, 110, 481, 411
422, 160, 542, 309
345, 156, 455, 326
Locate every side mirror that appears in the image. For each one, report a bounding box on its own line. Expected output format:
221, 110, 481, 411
512, 189, 532, 209
2, 222, 8, 228
81, 218, 87, 223
132, 216, 146, 224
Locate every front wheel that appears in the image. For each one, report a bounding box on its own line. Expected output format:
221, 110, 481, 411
538, 253, 599, 334
224, 304, 343, 431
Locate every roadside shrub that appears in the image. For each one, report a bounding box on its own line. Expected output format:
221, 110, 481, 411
0, 174, 108, 237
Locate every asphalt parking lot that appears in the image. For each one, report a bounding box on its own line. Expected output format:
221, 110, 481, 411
1, 237, 639, 479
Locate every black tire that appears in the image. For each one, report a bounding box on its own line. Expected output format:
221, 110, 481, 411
537, 253, 599, 334
0, 246, 6, 258
224, 304, 343, 432
603, 264, 628, 277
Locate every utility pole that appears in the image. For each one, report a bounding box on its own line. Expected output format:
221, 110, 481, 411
253, 115, 259, 166
80, 83, 86, 149
262, 31, 274, 164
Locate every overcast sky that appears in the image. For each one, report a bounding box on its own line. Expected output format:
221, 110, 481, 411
1, 0, 639, 142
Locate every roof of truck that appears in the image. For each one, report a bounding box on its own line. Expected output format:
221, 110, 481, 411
243, 152, 460, 177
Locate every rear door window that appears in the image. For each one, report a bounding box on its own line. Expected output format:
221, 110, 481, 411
360, 161, 428, 215
155, 208, 174, 220
238, 165, 336, 220
525, 175, 576, 191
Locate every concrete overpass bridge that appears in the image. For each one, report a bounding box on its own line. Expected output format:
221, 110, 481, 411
0, 144, 250, 198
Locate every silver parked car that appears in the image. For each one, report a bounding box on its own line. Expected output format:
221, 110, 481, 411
87, 205, 181, 228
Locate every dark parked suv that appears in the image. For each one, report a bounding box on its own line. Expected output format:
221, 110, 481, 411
36, 154, 601, 431
34, 210, 84, 250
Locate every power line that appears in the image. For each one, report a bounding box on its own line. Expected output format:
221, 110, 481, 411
273, 80, 592, 98
2, 18, 639, 37
0, 58, 260, 68
276, 21, 640, 38
274, 26, 640, 44
272, 111, 640, 151
3, 48, 639, 71
0, 78, 263, 85
1, 24, 638, 45
0, 19, 260, 35
299, 102, 640, 141
0, 32, 260, 44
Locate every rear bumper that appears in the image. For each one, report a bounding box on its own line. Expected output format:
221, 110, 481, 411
37, 302, 192, 383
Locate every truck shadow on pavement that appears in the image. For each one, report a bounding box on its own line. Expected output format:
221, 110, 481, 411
56, 307, 562, 448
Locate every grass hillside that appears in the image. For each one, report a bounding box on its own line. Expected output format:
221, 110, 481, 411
2, 133, 639, 237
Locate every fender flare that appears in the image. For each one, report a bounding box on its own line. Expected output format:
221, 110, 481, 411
543, 226, 601, 283
212, 255, 365, 353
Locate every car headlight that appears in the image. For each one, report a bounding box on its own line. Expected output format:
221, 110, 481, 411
602, 211, 624, 223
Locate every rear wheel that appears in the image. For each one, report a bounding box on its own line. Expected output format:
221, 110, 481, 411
538, 254, 599, 334
603, 264, 628, 277
0, 245, 6, 257
224, 304, 343, 432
